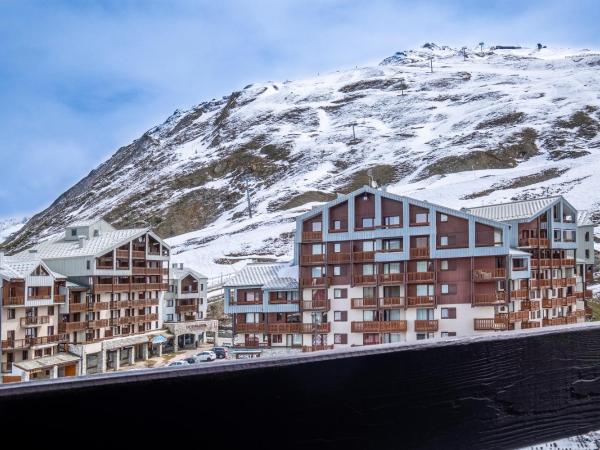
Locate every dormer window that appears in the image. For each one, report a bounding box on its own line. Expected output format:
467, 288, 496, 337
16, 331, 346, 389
93, 229, 99, 237
71, 229, 77, 237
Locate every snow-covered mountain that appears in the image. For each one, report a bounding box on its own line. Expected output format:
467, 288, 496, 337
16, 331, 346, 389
4, 43, 600, 276
0, 217, 28, 245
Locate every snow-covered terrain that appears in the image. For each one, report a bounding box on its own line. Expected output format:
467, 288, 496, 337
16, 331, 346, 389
0, 217, 27, 245
4, 43, 600, 276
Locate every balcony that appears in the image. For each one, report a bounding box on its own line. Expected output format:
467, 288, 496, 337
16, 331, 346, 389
301, 254, 325, 265
351, 320, 407, 333
176, 303, 198, 314
379, 297, 405, 308
132, 250, 146, 259
520, 300, 540, 311
473, 292, 506, 306
267, 323, 303, 333
236, 323, 266, 333
352, 275, 377, 285
473, 318, 508, 331
53, 295, 66, 304
496, 311, 529, 323
351, 297, 378, 309
327, 252, 351, 263
353, 251, 375, 262
530, 259, 550, 269
300, 277, 331, 287
301, 299, 330, 311
518, 238, 549, 248
301, 323, 331, 333
302, 231, 322, 242
116, 249, 130, 259
510, 289, 528, 300
59, 321, 87, 333
20, 316, 50, 327
521, 321, 541, 329
2, 296, 25, 306
87, 319, 109, 329
378, 273, 404, 284
407, 272, 434, 283
561, 258, 576, 266
406, 296, 435, 307
542, 317, 567, 327
410, 248, 429, 259
118, 313, 158, 325
529, 279, 551, 289
414, 320, 439, 332
473, 268, 506, 281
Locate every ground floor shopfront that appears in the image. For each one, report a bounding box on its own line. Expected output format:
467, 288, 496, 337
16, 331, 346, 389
165, 319, 218, 351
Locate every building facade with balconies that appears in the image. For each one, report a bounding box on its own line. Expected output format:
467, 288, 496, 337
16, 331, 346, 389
9, 219, 171, 376
0, 254, 77, 383
164, 263, 217, 350
224, 263, 302, 349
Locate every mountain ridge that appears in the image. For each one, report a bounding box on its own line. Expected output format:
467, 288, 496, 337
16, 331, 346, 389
3, 43, 600, 276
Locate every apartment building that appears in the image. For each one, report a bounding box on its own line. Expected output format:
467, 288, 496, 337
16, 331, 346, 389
224, 263, 301, 349
225, 187, 594, 351
0, 254, 79, 382
2, 219, 171, 379
164, 263, 217, 350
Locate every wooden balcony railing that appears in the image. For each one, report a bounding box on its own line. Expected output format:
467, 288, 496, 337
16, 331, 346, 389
59, 321, 87, 333
561, 258, 576, 266
406, 296, 435, 307
327, 252, 351, 263
473, 268, 506, 281
236, 323, 266, 333
529, 279, 551, 289
300, 277, 331, 287
301, 254, 325, 265
27, 294, 53, 300
531, 259, 550, 269
302, 231, 322, 242
353, 251, 375, 262
351, 297, 378, 309
87, 319, 109, 329
520, 300, 540, 311
69, 302, 87, 313
496, 311, 529, 323
410, 247, 429, 259
116, 249, 130, 258
132, 250, 146, 259
521, 321, 541, 329
510, 289, 528, 300
352, 275, 377, 285
118, 313, 158, 326
267, 323, 303, 333
379, 297, 405, 308
301, 299, 330, 311
28, 334, 69, 347
176, 304, 197, 314
473, 318, 508, 331
301, 323, 331, 333
351, 320, 408, 333
414, 320, 439, 332
473, 292, 506, 306
2, 296, 25, 306
53, 295, 66, 304
378, 273, 404, 283
542, 317, 567, 327
518, 238, 549, 248
20, 316, 50, 327
407, 272, 434, 283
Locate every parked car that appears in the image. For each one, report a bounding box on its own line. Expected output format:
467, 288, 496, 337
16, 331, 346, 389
167, 360, 190, 367
211, 347, 229, 359
194, 351, 217, 362
184, 357, 198, 365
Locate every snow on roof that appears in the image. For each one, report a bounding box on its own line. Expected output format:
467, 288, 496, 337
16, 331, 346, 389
225, 262, 298, 289
464, 197, 561, 222
13, 352, 80, 371
67, 219, 102, 228
13, 228, 149, 260
172, 266, 208, 281
0, 256, 65, 280
577, 211, 594, 226
509, 248, 531, 257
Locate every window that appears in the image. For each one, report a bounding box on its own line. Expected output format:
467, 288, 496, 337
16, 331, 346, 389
563, 230, 576, 242
362, 264, 375, 276
440, 260, 449, 271
311, 266, 325, 278
71, 229, 77, 237
383, 239, 402, 251
48, 306, 54, 315
441, 307, 456, 319
312, 244, 324, 255
334, 311, 348, 322
167, 300, 174, 307
7, 309, 15, 320
245, 292, 255, 302
311, 221, 322, 232
93, 229, 99, 237
333, 288, 347, 299
384, 216, 400, 226
554, 229, 562, 242
441, 332, 457, 337
441, 284, 449, 294
415, 213, 428, 224
362, 241, 375, 252
361, 217, 374, 228
333, 266, 342, 276
440, 214, 448, 222
333, 220, 342, 230
416, 261, 428, 272
87, 260, 91, 270
334, 334, 348, 344
272, 334, 282, 344
416, 284, 434, 296
586, 249, 590, 259
333, 243, 341, 253
166, 314, 174, 322
440, 236, 449, 246
585, 231, 590, 242
384, 262, 401, 274
441, 284, 457, 295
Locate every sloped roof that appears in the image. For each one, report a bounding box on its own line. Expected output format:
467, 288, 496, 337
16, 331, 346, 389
577, 211, 595, 226
172, 266, 208, 281
12, 228, 151, 260
225, 263, 298, 289
0, 256, 65, 280
13, 353, 80, 371
464, 197, 561, 222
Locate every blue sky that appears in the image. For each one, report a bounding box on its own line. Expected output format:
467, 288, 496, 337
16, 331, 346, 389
1, 0, 599, 218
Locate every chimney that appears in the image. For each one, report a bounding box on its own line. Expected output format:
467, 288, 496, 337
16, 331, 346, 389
78, 236, 86, 249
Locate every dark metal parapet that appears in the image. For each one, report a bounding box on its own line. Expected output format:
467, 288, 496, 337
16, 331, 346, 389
2, 323, 600, 449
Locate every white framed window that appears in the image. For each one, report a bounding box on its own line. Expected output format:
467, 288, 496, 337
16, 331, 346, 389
311, 221, 322, 232
311, 266, 325, 278
362, 264, 375, 276
362, 217, 374, 228
440, 260, 449, 270
333, 266, 341, 276
415, 213, 429, 223
440, 236, 449, 246
312, 244, 324, 255
362, 241, 375, 252
333, 243, 341, 253
167, 299, 174, 307
440, 214, 448, 222
384, 216, 400, 226
166, 314, 173, 322
416, 261, 428, 272
441, 284, 449, 294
